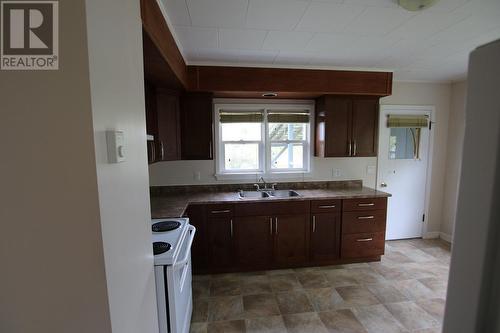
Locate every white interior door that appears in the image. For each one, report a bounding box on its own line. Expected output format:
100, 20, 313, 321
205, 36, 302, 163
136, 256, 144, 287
377, 106, 432, 240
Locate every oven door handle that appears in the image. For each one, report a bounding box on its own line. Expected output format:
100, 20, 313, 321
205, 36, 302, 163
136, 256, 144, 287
173, 225, 196, 268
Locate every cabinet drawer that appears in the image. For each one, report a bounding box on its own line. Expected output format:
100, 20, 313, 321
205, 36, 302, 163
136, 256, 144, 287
342, 197, 387, 212
206, 204, 233, 218
311, 199, 341, 213
342, 210, 386, 234
341, 232, 385, 259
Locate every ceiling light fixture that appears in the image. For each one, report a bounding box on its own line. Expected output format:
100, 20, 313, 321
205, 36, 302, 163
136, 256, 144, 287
398, 0, 439, 11
262, 92, 278, 97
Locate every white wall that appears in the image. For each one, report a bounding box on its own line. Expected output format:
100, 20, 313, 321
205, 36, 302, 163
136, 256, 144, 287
85, 0, 159, 332
150, 82, 452, 235
441, 81, 467, 241
381, 82, 452, 235
0, 1, 112, 332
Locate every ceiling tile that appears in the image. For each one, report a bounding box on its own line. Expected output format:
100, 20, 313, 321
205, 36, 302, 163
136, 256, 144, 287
343, 6, 415, 36
237, 49, 280, 63
273, 51, 314, 66
162, 0, 191, 25
262, 31, 314, 51
343, 0, 398, 8
246, 0, 309, 30
186, 0, 248, 28
305, 33, 354, 51
219, 29, 267, 49
296, 3, 365, 32
173, 26, 218, 49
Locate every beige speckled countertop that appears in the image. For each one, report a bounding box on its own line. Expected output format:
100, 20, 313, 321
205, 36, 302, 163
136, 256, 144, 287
150, 186, 391, 218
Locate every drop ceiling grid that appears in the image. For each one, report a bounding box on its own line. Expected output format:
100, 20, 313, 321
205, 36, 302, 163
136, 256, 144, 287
160, 0, 500, 82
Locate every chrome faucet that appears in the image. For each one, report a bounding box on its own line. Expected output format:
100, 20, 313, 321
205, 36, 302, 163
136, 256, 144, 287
253, 177, 278, 191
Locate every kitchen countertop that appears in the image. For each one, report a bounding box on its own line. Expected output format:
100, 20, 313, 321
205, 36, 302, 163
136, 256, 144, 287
150, 186, 391, 218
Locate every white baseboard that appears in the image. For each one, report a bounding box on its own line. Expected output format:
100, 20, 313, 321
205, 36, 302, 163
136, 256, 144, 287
423, 232, 440, 239
439, 232, 453, 243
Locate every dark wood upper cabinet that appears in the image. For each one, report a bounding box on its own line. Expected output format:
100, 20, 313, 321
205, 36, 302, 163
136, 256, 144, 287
315, 95, 379, 158
180, 92, 214, 160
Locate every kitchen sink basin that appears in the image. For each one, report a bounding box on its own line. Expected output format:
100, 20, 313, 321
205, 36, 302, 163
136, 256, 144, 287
267, 190, 301, 198
238, 191, 270, 199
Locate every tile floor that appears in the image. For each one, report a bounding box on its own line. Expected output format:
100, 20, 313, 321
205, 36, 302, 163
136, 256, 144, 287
190, 238, 451, 333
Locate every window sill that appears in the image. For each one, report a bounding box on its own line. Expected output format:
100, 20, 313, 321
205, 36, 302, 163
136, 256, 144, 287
215, 171, 312, 181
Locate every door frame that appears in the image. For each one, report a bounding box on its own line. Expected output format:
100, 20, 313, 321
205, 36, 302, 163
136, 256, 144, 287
377, 104, 436, 238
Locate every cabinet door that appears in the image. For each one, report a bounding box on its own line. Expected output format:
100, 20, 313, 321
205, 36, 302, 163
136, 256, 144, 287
184, 205, 207, 272
310, 213, 341, 262
351, 98, 379, 157
207, 217, 234, 269
156, 89, 181, 161
274, 214, 310, 266
144, 81, 158, 163
180, 92, 214, 160
324, 97, 352, 157
234, 216, 273, 269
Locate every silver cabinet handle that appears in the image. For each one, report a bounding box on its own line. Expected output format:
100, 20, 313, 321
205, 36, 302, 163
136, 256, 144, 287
353, 140, 357, 156
230, 219, 233, 238
209, 140, 213, 159
348, 141, 352, 156
312, 215, 316, 233
356, 238, 373, 242
318, 205, 336, 209
269, 217, 273, 235
275, 217, 278, 235
358, 203, 375, 207
357, 216, 375, 220
160, 141, 165, 160
211, 209, 231, 214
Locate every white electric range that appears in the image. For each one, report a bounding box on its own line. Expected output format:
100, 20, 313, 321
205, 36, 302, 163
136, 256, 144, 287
152, 218, 196, 333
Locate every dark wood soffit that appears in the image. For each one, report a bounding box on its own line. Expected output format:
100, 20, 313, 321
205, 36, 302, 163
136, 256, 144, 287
188, 66, 393, 97
140, 0, 188, 88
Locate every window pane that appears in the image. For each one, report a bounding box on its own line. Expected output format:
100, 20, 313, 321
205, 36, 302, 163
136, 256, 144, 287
221, 123, 261, 141
389, 127, 419, 160
271, 143, 304, 169
224, 143, 259, 170
269, 123, 306, 141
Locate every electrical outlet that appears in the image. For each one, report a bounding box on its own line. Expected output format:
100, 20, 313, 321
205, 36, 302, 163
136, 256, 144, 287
332, 168, 341, 178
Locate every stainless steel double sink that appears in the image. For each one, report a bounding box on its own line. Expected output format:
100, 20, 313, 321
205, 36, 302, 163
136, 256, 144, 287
238, 189, 300, 199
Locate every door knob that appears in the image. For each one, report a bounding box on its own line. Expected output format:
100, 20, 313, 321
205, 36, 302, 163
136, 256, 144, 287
380, 182, 387, 188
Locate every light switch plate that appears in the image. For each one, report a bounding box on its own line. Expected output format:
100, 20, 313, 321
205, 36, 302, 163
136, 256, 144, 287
106, 130, 125, 163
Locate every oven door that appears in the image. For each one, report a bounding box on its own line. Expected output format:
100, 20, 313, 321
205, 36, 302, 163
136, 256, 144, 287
166, 225, 196, 333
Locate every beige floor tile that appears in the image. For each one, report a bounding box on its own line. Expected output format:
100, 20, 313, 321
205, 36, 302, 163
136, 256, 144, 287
306, 287, 347, 311
269, 273, 302, 292
283, 312, 329, 333
402, 249, 440, 263
243, 294, 280, 318
193, 280, 211, 299
210, 278, 241, 296
381, 251, 415, 265
208, 296, 244, 322
190, 322, 208, 333
370, 263, 414, 281
335, 286, 380, 307
318, 309, 368, 333
349, 267, 387, 284
241, 275, 272, 295
207, 320, 246, 333
418, 278, 447, 299
384, 301, 440, 331
353, 304, 408, 333
192, 298, 209, 323
393, 280, 436, 301
324, 269, 359, 287
246, 315, 287, 333
266, 269, 295, 275
416, 298, 446, 323
412, 326, 442, 333
275, 291, 314, 314
366, 281, 409, 304
296, 271, 330, 289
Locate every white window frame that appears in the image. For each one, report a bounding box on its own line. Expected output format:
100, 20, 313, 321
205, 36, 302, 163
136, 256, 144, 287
214, 100, 314, 180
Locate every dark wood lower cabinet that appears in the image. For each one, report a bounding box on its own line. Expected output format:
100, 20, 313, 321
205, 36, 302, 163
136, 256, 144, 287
274, 214, 310, 266
234, 216, 273, 269
187, 197, 388, 274
310, 212, 341, 263
207, 216, 234, 269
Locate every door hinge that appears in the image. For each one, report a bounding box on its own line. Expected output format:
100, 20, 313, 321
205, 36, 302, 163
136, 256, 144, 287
429, 121, 433, 130
422, 214, 425, 222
